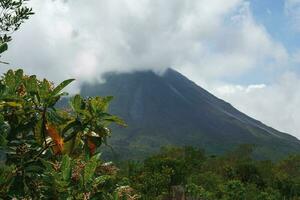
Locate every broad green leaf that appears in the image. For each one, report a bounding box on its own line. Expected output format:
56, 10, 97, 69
61, 155, 71, 181
63, 131, 80, 155
84, 154, 100, 185
4, 101, 22, 107
103, 115, 127, 127
4, 70, 16, 90
38, 79, 50, 99
70, 94, 83, 112
113, 191, 119, 200
94, 175, 111, 186
62, 120, 79, 136
15, 69, 23, 81
101, 96, 114, 111
103, 95, 114, 103
89, 96, 113, 113
47, 95, 61, 107
47, 109, 68, 125
51, 79, 75, 97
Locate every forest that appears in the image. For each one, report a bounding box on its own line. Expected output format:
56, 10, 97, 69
118, 145, 300, 199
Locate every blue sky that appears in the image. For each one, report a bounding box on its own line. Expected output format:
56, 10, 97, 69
2, 0, 300, 138
253, 0, 300, 51
251, 1, 288, 43
222, 0, 299, 84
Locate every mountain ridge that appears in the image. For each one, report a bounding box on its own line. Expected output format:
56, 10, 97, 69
80, 68, 300, 160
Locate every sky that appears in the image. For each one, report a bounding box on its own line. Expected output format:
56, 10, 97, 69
1, 0, 300, 139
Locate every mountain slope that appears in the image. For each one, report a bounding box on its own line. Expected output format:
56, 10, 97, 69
80, 68, 300, 160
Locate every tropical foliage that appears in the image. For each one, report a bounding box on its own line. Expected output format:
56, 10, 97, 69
119, 146, 300, 200
0, 69, 134, 199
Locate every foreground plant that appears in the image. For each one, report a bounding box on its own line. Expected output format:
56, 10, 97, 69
0, 69, 132, 199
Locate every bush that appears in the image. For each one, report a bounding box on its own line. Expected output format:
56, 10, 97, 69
0, 69, 130, 199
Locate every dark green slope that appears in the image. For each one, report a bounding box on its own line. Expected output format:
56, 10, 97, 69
80, 68, 300, 160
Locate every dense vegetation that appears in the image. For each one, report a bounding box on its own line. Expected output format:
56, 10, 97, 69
0, 69, 139, 199
118, 145, 300, 199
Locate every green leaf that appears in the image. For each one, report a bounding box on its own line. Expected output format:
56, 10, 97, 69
47, 95, 61, 108
70, 94, 83, 112
0, 42, 8, 54
62, 120, 79, 136
63, 131, 80, 155
103, 115, 127, 127
4, 70, 16, 90
47, 109, 68, 125
94, 175, 111, 186
113, 191, 119, 200
4, 101, 22, 107
103, 96, 114, 103
15, 69, 24, 81
38, 79, 52, 99
61, 155, 71, 181
51, 79, 75, 97
84, 154, 100, 185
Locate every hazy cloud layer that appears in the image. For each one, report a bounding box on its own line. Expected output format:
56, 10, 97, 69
212, 72, 300, 138
1, 0, 299, 138
3, 0, 287, 82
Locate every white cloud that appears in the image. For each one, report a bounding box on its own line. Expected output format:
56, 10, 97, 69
212, 72, 300, 139
1, 0, 287, 85
215, 84, 266, 95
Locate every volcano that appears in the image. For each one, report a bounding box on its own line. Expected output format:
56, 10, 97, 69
80, 68, 300, 160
